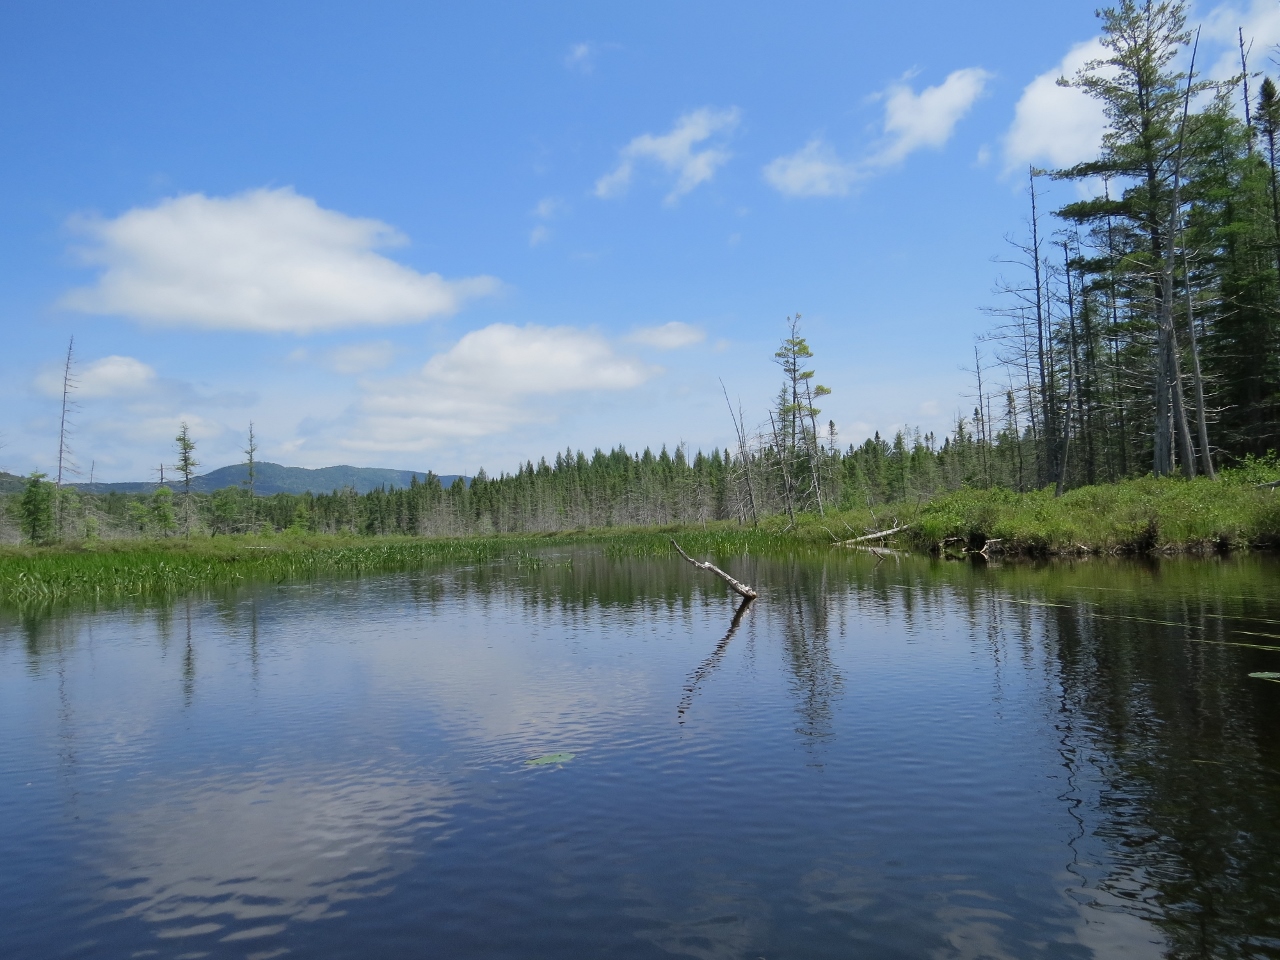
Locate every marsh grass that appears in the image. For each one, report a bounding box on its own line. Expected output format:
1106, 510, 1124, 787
3, 474, 1278, 608
0, 527, 809, 609
909, 476, 1280, 554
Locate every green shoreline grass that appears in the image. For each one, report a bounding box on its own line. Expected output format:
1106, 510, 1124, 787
0, 527, 802, 609
3, 476, 1278, 607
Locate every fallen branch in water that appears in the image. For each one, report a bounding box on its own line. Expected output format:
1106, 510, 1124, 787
845, 544, 908, 559
838, 523, 914, 545
670, 539, 758, 599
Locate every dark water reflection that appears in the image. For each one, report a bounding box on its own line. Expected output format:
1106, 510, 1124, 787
2, 549, 1280, 959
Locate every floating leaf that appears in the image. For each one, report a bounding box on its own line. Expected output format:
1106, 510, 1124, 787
525, 752, 575, 766
1248, 672, 1280, 682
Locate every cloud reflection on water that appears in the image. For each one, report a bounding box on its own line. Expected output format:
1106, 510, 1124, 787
94, 769, 455, 943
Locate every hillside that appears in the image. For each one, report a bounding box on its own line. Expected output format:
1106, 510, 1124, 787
0, 471, 25, 494
69, 462, 467, 496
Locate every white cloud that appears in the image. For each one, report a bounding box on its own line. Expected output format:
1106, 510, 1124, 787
529, 224, 551, 247
344, 324, 656, 452
62, 188, 499, 334
421, 323, 648, 394
1204, 0, 1280, 82
95, 412, 227, 448
595, 107, 741, 205
1003, 38, 1109, 173
625, 321, 705, 349
36, 354, 158, 398
327, 341, 395, 375
873, 67, 993, 166
764, 68, 990, 198
763, 139, 860, 197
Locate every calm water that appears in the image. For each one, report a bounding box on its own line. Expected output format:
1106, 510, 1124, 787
3, 548, 1280, 960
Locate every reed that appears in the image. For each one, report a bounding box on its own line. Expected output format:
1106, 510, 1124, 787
0, 527, 810, 608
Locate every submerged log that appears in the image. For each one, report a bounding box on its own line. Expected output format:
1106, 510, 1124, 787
670, 539, 758, 599
838, 522, 914, 545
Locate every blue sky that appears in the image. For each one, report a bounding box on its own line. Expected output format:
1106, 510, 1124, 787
2, 0, 1276, 481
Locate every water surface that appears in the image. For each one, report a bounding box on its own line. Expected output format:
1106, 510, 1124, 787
3, 548, 1279, 959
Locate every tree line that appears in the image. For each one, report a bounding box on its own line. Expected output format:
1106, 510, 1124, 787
4, 392, 997, 543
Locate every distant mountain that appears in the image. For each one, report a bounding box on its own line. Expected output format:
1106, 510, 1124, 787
70, 462, 467, 496
0, 471, 25, 494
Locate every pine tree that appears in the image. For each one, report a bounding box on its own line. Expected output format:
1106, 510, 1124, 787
174, 422, 199, 538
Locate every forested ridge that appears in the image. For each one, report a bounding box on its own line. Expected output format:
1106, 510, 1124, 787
5, 0, 1280, 546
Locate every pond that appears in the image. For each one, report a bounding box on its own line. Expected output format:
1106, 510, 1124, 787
2, 547, 1279, 959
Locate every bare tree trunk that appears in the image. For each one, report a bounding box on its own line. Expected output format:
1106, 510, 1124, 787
768, 411, 795, 524
802, 379, 825, 515
1155, 29, 1200, 478
671, 539, 757, 599
974, 346, 990, 486
1057, 242, 1079, 496
1180, 252, 1215, 477
721, 381, 759, 525
1030, 169, 1052, 487
1170, 330, 1197, 477
54, 336, 77, 540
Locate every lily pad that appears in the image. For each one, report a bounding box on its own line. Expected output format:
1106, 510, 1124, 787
1248, 672, 1280, 681
525, 752, 575, 766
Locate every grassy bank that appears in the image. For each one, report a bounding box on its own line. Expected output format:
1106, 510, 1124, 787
3, 474, 1278, 607
0, 526, 805, 608
762, 473, 1280, 556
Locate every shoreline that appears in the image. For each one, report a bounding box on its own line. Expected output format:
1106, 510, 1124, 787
3, 475, 1278, 606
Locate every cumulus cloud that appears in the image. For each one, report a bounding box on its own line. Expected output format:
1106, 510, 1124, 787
1003, 39, 1109, 174
625, 321, 705, 349
61, 188, 499, 334
1204, 0, 1280, 81
36, 354, 158, 398
873, 67, 992, 165
596, 107, 741, 205
765, 68, 990, 197
763, 139, 860, 198
344, 324, 655, 452
420, 323, 649, 393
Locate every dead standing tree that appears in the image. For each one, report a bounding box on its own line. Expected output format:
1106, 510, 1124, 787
54, 336, 79, 540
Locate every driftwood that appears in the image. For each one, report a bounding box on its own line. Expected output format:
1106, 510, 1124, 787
670, 539, 758, 599
838, 523, 913, 545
